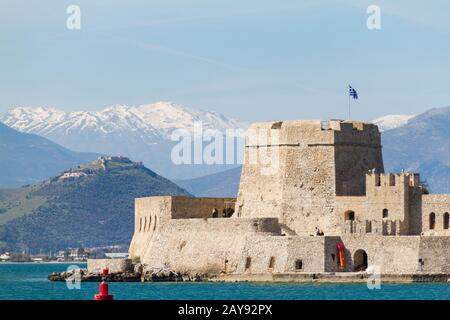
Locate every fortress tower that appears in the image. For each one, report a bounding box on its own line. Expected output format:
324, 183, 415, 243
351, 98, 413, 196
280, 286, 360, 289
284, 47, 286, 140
236, 120, 384, 236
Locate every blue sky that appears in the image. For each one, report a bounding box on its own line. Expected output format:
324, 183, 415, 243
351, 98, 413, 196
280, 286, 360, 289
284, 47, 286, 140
1, 0, 450, 121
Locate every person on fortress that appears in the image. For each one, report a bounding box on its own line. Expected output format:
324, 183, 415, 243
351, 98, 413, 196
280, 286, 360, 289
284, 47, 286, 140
222, 208, 234, 218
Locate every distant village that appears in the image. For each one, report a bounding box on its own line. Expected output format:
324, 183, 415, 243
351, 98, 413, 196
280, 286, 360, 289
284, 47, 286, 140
0, 245, 128, 263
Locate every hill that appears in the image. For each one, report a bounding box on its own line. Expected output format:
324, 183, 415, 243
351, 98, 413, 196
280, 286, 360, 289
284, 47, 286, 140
0, 156, 190, 252
0, 122, 99, 188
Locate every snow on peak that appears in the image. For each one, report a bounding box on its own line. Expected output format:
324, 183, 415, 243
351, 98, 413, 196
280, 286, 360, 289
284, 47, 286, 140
0, 102, 247, 138
371, 114, 414, 132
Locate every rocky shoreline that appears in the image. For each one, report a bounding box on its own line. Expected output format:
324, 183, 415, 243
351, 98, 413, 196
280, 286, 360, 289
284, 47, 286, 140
48, 265, 206, 282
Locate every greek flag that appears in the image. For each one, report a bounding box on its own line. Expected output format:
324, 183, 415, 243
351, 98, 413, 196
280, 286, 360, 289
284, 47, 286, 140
349, 85, 358, 99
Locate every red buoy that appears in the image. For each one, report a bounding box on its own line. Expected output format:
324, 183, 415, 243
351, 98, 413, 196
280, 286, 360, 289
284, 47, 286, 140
94, 268, 114, 300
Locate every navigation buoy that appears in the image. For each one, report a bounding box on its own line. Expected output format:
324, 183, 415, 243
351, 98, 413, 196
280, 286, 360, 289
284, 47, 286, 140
94, 268, 114, 300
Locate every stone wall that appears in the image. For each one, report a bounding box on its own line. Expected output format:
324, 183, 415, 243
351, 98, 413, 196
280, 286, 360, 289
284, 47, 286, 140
339, 235, 450, 274
236, 120, 383, 236
334, 173, 423, 235
422, 195, 450, 235
87, 258, 132, 274
127, 119, 450, 279
136, 217, 282, 276
129, 196, 236, 259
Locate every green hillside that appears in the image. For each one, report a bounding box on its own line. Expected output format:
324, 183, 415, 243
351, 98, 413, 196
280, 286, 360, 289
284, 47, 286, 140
0, 156, 190, 252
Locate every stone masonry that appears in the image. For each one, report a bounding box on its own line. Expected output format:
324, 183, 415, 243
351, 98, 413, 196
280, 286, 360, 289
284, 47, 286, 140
128, 119, 450, 279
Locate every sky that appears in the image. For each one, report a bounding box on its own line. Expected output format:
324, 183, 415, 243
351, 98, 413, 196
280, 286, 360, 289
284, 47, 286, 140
1, 0, 450, 122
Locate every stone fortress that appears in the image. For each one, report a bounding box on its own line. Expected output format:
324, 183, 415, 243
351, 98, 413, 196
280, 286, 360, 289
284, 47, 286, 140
128, 120, 450, 280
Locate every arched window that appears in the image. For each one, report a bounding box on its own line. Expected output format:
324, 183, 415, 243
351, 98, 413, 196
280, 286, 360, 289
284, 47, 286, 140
444, 212, 449, 230
295, 259, 303, 270
344, 210, 355, 221
382, 209, 389, 218
429, 212, 436, 230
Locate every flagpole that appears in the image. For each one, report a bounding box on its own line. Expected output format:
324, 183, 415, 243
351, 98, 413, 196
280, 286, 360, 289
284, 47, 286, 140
348, 90, 351, 120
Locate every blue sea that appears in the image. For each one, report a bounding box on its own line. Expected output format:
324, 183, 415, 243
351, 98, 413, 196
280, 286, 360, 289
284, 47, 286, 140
0, 263, 448, 300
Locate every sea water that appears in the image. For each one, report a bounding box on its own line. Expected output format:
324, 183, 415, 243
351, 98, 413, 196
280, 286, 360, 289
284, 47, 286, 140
0, 263, 448, 300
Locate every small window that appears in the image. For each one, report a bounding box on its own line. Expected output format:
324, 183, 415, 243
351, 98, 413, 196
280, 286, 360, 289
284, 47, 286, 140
331, 254, 335, 261
382, 209, 389, 218
444, 212, 449, 230
245, 257, 252, 269
375, 175, 381, 187
148, 216, 152, 231
139, 218, 142, 232
389, 175, 395, 186
143, 217, 147, 231
268, 256, 275, 269
344, 211, 355, 221
295, 259, 303, 270
153, 216, 157, 231
429, 212, 436, 230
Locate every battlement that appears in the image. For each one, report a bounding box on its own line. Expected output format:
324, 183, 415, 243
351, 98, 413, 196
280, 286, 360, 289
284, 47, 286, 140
245, 119, 381, 147
341, 219, 404, 235
366, 172, 421, 188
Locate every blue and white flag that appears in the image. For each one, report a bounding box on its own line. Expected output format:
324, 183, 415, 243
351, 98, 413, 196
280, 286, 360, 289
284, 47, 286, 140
349, 85, 358, 99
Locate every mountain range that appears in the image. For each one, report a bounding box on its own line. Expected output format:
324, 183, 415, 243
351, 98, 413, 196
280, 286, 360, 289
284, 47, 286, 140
0, 102, 246, 180
2, 102, 450, 196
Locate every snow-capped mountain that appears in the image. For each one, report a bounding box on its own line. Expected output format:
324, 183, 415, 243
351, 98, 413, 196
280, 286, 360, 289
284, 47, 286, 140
0, 102, 247, 179
371, 114, 414, 132
1, 102, 245, 138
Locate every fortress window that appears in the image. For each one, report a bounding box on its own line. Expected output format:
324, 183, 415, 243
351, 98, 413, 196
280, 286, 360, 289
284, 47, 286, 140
148, 216, 152, 231
245, 257, 252, 270
389, 175, 395, 186
375, 175, 381, 186
382, 209, 389, 218
268, 256, 276, 269
295, 259, 303, 270
344, 210, 355, 221
139, 218, 142, 232
153, 216, 157, 231
429, 213, 436, 230
444, 212, 449, 230
143, 217, 147, 232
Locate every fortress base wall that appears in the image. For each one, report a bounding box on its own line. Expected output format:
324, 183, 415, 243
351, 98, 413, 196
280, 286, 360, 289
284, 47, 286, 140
87, 258, 133, 274
132, 212, 450, 276
137, 217, 282, 276
340, 236, 450, 274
